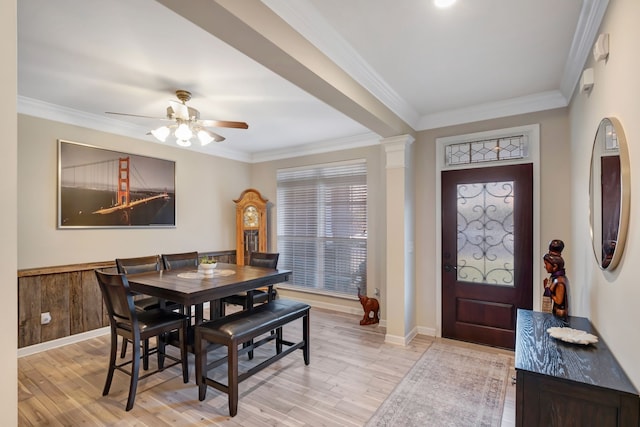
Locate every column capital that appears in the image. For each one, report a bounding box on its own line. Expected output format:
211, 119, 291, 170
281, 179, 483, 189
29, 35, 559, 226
382, 134, 414, 168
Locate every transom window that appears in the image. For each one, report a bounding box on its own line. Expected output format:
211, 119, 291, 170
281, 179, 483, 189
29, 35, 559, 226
445, 135, 527, 166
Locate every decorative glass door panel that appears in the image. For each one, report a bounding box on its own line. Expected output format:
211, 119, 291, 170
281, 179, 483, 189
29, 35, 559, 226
457, 181, 515, 287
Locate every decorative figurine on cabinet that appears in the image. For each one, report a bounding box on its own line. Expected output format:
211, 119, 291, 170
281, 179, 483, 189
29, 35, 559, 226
357, 287, 380, 325
542, 239, 569, 319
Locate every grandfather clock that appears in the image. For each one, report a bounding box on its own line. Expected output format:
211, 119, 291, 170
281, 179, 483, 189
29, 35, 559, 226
234, 188, 268, 265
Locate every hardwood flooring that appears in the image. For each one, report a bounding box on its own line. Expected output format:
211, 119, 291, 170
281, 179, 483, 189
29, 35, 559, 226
18, 308, 515, 426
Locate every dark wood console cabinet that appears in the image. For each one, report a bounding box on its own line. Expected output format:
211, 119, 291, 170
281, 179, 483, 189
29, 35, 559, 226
515, 309, 639, 426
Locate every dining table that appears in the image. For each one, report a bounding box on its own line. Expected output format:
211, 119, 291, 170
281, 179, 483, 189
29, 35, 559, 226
125, 262, 291, 351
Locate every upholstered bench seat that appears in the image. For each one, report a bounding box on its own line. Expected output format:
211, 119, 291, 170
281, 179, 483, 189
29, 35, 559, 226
195, 299, 310, 416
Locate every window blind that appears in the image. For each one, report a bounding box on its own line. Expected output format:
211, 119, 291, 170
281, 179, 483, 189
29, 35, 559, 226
277, 160, 367, 297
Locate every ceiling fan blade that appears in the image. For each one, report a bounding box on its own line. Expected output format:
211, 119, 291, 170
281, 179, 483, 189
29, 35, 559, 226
168, 100, 190, 120
105, 112, 166, 120
199, 119, 249, 129
199, 128, 226, 143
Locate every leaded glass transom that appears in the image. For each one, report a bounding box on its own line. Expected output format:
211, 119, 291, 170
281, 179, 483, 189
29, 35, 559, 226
446, 135, 526, 166
457, 181, 514, 286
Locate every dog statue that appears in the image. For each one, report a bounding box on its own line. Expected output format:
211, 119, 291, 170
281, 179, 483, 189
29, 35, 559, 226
357, 287, 380, 325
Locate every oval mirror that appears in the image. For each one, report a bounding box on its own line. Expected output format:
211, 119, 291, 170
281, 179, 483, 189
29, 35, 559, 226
589, 117, 630, 270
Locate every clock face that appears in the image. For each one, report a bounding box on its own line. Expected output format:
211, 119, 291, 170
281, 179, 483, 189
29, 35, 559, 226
243, 205, 259, 228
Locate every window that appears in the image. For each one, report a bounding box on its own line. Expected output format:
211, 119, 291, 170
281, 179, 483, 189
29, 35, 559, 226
445, 134, 527, 166
277, 160, 367, 297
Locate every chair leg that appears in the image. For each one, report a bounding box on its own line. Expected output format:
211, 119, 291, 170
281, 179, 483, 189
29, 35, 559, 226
157, 335, 165, 370
143, 339, 150, 370
180, 320, 188, 383
120, 337, 128, 358
303, 312, 310, 365
126, 336, 142, 411
196, 332, 207, 401
103, 329, 118, 397
228, 341, 239, 417
244, 299, 255, 360
276, 327, 283, 354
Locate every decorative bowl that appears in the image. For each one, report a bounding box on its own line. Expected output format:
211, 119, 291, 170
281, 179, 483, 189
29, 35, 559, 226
199, 262, 217, 276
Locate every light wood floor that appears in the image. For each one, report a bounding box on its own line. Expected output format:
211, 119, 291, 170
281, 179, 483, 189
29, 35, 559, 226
19, 308, 516, 426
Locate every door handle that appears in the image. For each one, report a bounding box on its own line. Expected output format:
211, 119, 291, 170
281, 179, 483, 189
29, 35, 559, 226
443, 264, 457, 273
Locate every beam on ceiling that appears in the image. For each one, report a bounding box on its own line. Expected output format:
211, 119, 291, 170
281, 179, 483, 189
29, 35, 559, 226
155, 0, 415, 139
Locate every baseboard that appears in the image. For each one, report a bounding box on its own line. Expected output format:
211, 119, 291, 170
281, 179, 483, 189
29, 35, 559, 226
17, 301, 430, 356
18, 327, 110, 358
417, 325, 437, 337
384, 326, 419, 346
283, 296, 362, 316
18, 302, 214, 358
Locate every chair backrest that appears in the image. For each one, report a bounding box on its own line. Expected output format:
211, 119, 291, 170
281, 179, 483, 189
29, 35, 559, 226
95, 270, 136, 326
162, 251, 199, 270
115, 255, 161, 275
249, 252, 279, 269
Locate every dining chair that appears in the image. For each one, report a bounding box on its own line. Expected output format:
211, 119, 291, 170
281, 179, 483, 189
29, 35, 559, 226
161, 252, 199, 319
115, 255, 181, 362
222, 252, 280, 314
95, 270, 189, 411
161, 251, 199, 271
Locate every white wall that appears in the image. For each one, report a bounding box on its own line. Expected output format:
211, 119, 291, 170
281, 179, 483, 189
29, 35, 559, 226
18, 115, 251, 268
569, 0, 640, 388
2, 0, 18, 424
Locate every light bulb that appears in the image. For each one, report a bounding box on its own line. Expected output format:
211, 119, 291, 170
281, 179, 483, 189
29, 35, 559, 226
176, 139, 191, 147
197, 130, 214, 146
150, 126, 170, 142
174, 123, 193, 141
434, 0, 456, 8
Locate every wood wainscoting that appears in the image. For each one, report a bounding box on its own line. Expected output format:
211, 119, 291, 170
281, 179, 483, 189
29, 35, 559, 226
17, 250, 236, 348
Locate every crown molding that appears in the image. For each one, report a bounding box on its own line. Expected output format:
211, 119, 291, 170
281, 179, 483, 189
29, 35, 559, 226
417, 90, 567, 130
250, 131, 380, 163
559, 0, 609, 102
262, 0, 421, 128
17, 96, 252, 162
19, 95, 382, 163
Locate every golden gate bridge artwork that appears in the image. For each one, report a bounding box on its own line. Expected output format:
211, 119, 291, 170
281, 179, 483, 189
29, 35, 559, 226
58, 141, 175, 228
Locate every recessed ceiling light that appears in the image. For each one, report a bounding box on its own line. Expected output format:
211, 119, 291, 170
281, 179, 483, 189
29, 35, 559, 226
434, 0, 456, 8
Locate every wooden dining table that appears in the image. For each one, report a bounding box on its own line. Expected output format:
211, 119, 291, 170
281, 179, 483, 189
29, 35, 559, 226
125, 262, 291, 349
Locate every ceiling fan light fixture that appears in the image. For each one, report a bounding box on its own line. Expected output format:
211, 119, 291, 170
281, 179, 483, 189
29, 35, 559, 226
109, 90, 247, 148
150, 126, 170, 142
197, 130, 214, 146
174, 123, 193, 141
434, 0, 456, 8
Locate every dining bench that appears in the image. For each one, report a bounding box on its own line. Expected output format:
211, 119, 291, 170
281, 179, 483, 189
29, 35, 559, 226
194, 298, 310, 416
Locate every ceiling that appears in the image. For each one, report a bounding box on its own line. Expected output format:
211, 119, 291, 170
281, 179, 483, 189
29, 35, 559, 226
17, 0, 607, 163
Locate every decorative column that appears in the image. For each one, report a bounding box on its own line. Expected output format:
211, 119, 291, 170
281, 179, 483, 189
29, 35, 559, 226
382, 135, 415, 345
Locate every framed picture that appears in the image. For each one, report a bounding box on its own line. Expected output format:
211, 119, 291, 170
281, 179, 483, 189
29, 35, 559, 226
58, 140, 176, 228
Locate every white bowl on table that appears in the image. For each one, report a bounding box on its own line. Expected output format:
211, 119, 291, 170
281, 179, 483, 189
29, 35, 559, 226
199, 262, 217, 276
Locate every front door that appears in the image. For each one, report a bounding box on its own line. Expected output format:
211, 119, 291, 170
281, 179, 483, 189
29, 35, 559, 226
441, 163, 533, 349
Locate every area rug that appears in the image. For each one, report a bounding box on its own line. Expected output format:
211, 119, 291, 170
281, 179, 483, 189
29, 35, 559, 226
366, 341, 511, 427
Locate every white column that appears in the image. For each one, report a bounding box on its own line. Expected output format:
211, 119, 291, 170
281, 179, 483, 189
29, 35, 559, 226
382, 135, 415, 345
1, 0, 18, 423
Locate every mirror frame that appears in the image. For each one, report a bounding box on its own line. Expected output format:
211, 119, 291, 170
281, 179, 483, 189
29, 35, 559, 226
589, 117, 631, 271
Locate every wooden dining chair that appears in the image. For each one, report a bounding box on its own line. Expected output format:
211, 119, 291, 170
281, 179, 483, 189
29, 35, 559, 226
95, 270, 189, 411
222, 252, 280, 314
161, 251, 199, 271
161, 252, 199, 319
115, 255, 182, 363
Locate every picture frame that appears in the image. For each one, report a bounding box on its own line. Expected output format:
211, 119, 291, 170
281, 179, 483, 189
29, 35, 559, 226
57, 139, 176, 228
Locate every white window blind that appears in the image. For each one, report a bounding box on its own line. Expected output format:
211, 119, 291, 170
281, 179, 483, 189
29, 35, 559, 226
277, 160, 367, 297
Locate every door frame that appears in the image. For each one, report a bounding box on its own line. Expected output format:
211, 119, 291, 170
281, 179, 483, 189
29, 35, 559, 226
434, 124, 541, 338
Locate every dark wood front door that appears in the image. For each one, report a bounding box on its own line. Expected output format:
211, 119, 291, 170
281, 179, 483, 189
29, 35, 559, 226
441, 164, 533, 349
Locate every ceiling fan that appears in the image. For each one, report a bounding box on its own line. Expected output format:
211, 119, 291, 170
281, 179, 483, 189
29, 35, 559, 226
106, 90, 248, 146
